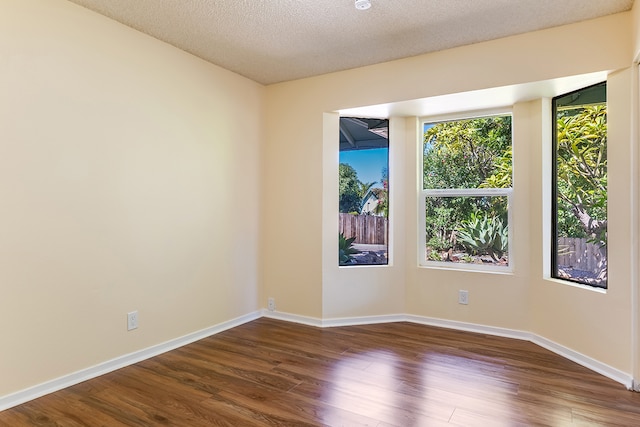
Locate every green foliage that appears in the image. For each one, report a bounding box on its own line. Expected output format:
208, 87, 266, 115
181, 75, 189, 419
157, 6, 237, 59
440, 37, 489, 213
374, 167, 389, 218
459, 253, 474, 263
374, 191, 388, 218
556, 105, 607, 246
374, 169, 389, 218
425, 197, 469, 251
338, 233, 359, 265
423, 116, 512, 189
339, 163, 361, 213
357, 181, 376, 200
457, 213, 508, 262
427, 235, 450, 252
556, 180, 588, 238
479, 146, 512, 189
340, 163, 387, 217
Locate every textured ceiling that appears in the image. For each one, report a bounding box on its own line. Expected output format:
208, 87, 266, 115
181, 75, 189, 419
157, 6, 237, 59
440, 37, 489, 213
66, 0, 635, 85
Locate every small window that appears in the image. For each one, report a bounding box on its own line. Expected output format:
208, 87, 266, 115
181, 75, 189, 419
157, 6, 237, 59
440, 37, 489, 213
552, 83, 607, 288
338, 117, 389, 266
420, 114, 512, 270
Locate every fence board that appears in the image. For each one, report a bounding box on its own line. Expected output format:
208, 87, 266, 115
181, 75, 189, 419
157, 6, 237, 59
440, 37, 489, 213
557, 237, 602, 274
339, 213, 388, 245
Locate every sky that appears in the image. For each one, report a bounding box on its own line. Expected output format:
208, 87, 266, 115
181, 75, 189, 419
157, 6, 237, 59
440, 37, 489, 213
339, 147, 388, 187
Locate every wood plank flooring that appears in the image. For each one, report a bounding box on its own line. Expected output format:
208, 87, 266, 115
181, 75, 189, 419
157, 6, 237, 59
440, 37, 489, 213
2, 317, 640, 426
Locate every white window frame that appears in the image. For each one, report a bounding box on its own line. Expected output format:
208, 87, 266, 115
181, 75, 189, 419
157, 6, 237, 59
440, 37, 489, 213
550, 82, 607, 288
418, 109, 514, 273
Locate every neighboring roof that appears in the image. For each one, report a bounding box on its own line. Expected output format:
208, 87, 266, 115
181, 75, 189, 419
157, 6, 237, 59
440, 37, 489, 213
360, 188, 385, 212
340, 117, 388, 152
360, 191, 378, 212
66, 0, 634, 85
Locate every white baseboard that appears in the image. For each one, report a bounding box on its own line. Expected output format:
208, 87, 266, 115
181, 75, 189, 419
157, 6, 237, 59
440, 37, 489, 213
261, 308, 323, 327
531, 334, 634, 390
261, 309, 405, 328
404, 314, 533, 340
0, 311, 261, 412
322, 313, 406, 327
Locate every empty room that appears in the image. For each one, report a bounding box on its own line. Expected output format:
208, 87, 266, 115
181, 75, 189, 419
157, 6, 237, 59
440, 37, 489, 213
2, 0, 640, 425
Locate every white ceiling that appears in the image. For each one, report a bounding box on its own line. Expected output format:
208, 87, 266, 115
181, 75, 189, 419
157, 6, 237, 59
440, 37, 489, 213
66, 0, 634, 85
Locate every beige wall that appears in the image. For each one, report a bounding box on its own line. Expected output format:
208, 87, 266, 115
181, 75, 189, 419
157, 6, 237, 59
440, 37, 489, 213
404, 102, 533, 332
528, 69, 634, 373
634, 0, 640, 60
1, 0, 263, 397
632, 0, 640, 385
321, 114, 406, 319
2, 0, 638, 403
264, 11, 635, 374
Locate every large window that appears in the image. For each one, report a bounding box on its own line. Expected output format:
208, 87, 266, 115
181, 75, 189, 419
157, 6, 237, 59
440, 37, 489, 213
420, 113, 512, 270
552, 83, 607, 289
338, 117, 389, 266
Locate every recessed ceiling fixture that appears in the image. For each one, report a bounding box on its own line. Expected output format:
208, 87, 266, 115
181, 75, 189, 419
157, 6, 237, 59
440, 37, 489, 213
355, 0, 371, 10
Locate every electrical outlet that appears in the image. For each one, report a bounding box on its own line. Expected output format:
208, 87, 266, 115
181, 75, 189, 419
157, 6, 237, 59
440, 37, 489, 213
127, 311, 138, 331
458, 290, 469, 305
267, 297, 276, 312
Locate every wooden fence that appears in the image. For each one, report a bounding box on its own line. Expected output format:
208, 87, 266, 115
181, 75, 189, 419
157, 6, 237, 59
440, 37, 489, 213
339, 213, 388, 245
556, 237, 603, 273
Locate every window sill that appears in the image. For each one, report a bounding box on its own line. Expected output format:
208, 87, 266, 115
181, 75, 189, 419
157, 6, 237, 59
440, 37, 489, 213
543, 277, 607, 293
419, 261, 513, 275
339, 262, 391, 269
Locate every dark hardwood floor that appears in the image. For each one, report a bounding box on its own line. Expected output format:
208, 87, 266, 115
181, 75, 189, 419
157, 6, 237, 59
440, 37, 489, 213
2, 317, 640, 426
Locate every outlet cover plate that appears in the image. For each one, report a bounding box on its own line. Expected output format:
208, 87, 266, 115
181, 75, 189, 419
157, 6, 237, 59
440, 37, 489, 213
127, 311, 138, 330
458, 290, 469, 305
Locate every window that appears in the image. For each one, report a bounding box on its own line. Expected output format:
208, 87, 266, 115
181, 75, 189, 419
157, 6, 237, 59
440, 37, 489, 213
552, 83, 607, 288
338, 117, 389, 266
420, 113, 512, 270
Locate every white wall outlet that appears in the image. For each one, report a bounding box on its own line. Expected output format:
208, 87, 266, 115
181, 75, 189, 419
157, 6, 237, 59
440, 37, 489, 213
458, 290, 469, 305
267, 297, 276, 312
127, 311, 138, 331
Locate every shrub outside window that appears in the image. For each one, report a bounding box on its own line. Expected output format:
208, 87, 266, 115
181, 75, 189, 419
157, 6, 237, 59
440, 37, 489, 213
552, 83, 607, 288
420, 113, 513, 270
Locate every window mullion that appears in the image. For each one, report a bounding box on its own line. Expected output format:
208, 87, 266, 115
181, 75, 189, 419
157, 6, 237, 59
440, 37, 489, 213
423, 188, 512, 197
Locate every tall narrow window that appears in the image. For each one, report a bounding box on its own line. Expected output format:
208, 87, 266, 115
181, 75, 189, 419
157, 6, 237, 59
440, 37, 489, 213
420, 113, 512, 270
552, 83, 607, 288
338, 117, 389, 266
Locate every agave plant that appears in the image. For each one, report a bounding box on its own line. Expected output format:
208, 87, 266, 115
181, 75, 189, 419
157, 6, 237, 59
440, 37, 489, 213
457, 212, 508, 262
339, 233, 359, 265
